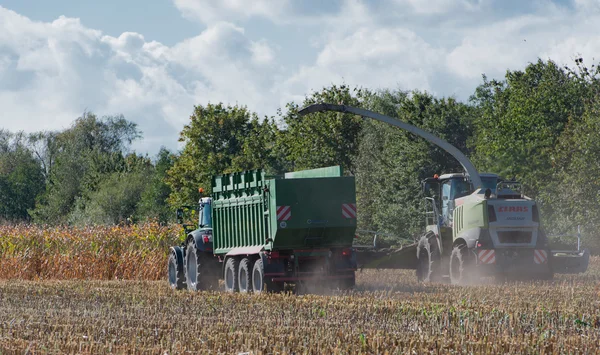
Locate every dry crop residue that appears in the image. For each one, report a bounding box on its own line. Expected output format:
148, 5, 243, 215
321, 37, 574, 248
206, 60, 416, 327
1, 260, 599, 354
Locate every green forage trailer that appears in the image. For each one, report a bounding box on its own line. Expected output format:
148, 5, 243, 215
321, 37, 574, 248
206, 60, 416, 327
168, 166, 358, 293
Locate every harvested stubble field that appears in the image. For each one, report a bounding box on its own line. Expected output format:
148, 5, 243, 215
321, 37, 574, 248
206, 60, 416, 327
0, 264, 599, 354
1, 225, 600, 354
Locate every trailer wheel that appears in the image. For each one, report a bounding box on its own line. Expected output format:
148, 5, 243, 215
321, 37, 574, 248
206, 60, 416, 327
252, 259, 283, 293
416, 234, 441, 283
185, 239, 219, 291
449, 245, 472, 285
168, 248, 186, 290
224, 257, 239, 293
238, 258, 252, 293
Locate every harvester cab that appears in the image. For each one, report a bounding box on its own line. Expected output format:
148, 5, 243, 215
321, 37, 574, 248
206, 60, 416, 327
422, 173, 499, 230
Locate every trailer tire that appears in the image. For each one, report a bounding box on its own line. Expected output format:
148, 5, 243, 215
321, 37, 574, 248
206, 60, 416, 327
185, 239, 219, 291
416, 234, 441, 283
449, 245, 473, 285
168, 248, 186, 290
252, 259, 283, 293
238, 258, 252, 293
224, 257, 239, 293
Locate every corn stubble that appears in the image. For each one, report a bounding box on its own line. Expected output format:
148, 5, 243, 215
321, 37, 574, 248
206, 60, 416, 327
1, 226, 599, 354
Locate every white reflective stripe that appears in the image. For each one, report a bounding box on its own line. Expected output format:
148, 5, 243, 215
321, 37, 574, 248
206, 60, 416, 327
534, 249, 548, 264
478, 249, 496, 264
276, 206, 291, 221
342, 203, 357, 219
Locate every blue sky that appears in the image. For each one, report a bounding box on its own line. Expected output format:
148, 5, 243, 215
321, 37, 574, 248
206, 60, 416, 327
1, 0, 599, 155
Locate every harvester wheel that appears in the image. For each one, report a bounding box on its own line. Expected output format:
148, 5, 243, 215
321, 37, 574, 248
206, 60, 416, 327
416, 234, 441, 283
224, 257, 240, 293
449, 245, 473, 285
168, 248, 186, 290
185, 239, 219, 291
238, 258, 252, 293
252, 259, 283, 293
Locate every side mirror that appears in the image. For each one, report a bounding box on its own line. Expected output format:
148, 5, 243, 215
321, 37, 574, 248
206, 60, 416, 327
176, 208, 184, 224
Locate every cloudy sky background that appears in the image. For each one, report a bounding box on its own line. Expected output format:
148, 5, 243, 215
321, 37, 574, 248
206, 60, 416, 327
1, 0, 599, 155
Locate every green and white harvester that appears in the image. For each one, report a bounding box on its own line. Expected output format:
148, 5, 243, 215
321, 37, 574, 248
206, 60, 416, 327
299, 104, 589, 284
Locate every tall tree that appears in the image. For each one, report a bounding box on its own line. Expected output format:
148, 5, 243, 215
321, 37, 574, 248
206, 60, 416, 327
470, 59, 588, 196
136, 147, 176, 224
0, 130, 45, 221
31, 112, 141, 224
277, 84, 366, 174
166, 103, 277, 206
355, 89, 476, 241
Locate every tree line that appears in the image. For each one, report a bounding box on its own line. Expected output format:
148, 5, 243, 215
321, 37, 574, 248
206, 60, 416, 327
2, 58, 599, 249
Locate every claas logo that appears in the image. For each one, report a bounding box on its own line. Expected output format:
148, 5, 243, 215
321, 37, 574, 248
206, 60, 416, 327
498, 206, 529, 213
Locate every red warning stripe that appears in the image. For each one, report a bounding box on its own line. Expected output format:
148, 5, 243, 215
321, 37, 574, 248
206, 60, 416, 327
342, 203, 357, 219
534, 249, 548, 264
478, 249, 496, 264
276, 206, 291, 221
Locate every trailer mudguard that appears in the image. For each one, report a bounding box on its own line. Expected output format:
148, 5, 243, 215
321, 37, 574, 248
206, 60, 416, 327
259, 251, 286, 276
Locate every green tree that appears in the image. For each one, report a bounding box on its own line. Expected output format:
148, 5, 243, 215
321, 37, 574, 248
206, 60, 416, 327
167, 103, 277, 206
277, 84, 366, 174
470, 59, 588, 195
355, 90, 476, 241
31, 112, 141, 224
68, 154, 153, 225
0, 130, 45, 221
136, 147, 176, 224
538, 59, 600, 248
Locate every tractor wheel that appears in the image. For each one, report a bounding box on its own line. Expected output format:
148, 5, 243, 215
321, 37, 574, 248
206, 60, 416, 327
252, 258, 283, 293
224, 257, 240, 293
168, 248, 186, 290
416, 234, 441, 283
185, 239, 219, 291
449, 245, 473, 285
238, 258, 253, 293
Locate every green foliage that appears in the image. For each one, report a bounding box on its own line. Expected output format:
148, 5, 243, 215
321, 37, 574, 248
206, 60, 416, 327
542, 73, 600, 249
136, 147, 176, 224
0, 131, 45, 221
470, 59, 588, 195
67, 154, 153, 225
31, 112, 141, 224
166, 103, 277, 207
277, 84, 366, 174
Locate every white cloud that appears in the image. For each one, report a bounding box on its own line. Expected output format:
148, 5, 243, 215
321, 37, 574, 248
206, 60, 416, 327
2, 1, 600, 154
391, 0, 482, 15
172, 0, 292, 24
281, 26, 441, 99
0, 6, 282, 154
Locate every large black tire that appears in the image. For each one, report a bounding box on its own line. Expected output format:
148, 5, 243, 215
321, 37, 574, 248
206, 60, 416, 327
449, 245, 473, 285
252, 258, 283, 293
224, 257, 239, 293
416, 234, 442, 283
185, 239, 219, 291
238, 258, 252, 293
168, 248, 186, 290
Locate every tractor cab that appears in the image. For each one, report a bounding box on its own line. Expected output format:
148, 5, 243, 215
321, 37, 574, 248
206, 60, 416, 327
176, 197, 213, 235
